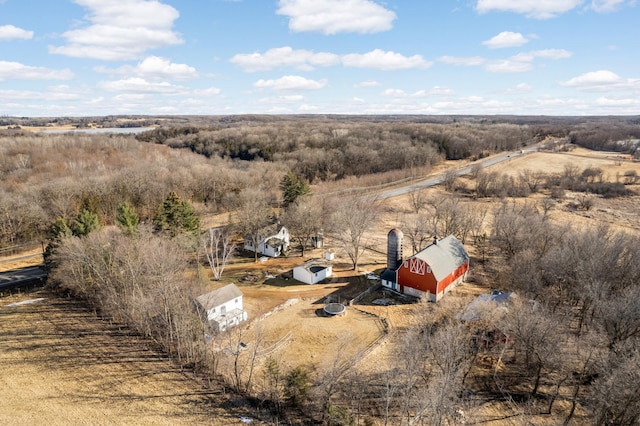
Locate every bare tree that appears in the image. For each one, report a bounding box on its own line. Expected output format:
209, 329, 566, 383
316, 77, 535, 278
329, 196, 380, 270
202, 226, 235, 280
442, 168, 459, 192
401, 212, 431, 254
281, 195, 323, 257
234, 188, 273, 262
407, 187, 429, 214
591, 350, 640, 425
519, 169, 545, 193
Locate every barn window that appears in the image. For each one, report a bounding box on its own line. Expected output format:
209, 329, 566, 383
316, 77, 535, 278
404, 261, 408, 267
427, 266, 431, 273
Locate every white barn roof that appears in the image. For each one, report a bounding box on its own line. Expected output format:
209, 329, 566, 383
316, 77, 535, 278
413, 235, 469, 281
196, 283, 243, 311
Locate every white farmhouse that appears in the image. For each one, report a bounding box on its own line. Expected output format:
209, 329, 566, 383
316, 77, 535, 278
244, 224, 290, 257
196, 283, 247, 332
293, 257, 333, 285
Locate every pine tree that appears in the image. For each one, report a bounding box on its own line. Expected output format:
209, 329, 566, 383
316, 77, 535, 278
43, 217, 73, 270
153, 192, 200, 236
280, 171, 311, 207
116, 202, 139, 236
72, 209, 101, 236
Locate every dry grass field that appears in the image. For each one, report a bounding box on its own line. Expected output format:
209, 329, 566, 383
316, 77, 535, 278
0, 291, 259, 426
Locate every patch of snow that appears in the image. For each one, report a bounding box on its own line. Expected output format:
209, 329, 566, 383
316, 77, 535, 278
366, 273, 380, 281
240, 416, 254, 423
6, 298, 46, 307
259, 256, 269, 263
264, 273, 276, 279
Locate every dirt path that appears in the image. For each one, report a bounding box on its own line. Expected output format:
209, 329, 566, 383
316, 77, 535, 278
0, 291, 260, 426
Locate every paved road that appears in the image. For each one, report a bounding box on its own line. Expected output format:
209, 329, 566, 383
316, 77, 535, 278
0, 266, 47, 290
377, 146, 538, 199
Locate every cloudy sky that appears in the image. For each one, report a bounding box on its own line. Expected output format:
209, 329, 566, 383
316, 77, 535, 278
1, 0, 639, 116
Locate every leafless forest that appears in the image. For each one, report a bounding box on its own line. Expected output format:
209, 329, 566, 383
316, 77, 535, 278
2, 115, 640, 425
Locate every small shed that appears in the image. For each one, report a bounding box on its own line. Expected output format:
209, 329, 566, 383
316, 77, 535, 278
293, 258, 333, 284
196, 283, 248, 332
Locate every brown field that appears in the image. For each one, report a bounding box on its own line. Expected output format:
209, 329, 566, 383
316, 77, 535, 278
0, 291, 259, 426
1, 146, 639, 424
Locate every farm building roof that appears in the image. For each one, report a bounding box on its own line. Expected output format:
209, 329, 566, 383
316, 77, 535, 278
412, 235, 469, 282
295, 258, 332, 273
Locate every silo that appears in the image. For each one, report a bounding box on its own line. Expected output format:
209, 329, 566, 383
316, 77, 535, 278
387, 228, 403, 270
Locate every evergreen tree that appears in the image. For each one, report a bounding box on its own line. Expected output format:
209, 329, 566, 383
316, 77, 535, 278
153, 192, 200, 236
72, 209, 101, 237
280, 171, 311, 207
116, 202, 139, 236
43, 217, 73, 270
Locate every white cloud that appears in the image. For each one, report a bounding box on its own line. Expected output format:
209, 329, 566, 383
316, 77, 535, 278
561, 70, 640, 91
254, 75, 328, 91
342, 49, 431, 70
230, 47, 340, 72
49, 0, 183, 61
476, 0, 583, 18
354, 80, 381, 88
590, 0, 626, 12
382, 87, 454, 98
505, 83, 534, 93
231, 47, 428, 72
485, 58, 533, 73
0, 89, 80, 101
98, 77, 188, 93
258, 95, 305, 104
595, 96, 640, 107
131, 56, 197, 80
0, 61, 74, 81
438, 56, 486, 66
95, 57, 198, 80
276, 0, 396, 34
0, 25, 33, 40
193, 87, 222, 97
486, 49, 572, 73
530, 49, 573, 59
483, 31, 529, 49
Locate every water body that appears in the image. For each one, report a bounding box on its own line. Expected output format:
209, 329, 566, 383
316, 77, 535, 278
39, 127, 153, 135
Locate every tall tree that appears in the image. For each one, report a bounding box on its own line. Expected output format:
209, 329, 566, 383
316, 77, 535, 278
235, 188, 273, 262
280, 171, 310, 207
116, 202, 139, 236
330, 196, 379, 270
43, 217, 73, 270
201, 227, 235, 280
72, 209, 101, 236
153, 192, 200, 237
282, 196, 323, 257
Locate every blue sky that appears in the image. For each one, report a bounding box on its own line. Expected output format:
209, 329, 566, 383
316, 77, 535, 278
1, 0, 639, 116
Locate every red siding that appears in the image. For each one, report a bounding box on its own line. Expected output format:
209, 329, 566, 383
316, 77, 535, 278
398, 258, 469, 296
397, 261, 437, 294
436, 262, 469, 294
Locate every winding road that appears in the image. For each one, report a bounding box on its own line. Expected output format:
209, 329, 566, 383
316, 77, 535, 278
376, 145, 539, 199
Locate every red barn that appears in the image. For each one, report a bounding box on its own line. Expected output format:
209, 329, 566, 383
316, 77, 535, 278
381, 233, 469, 302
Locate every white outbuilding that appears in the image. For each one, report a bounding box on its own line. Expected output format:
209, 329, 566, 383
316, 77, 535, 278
293, 258, 333, 285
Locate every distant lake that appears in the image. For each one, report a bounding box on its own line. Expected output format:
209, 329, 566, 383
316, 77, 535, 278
39, 127, 153, 135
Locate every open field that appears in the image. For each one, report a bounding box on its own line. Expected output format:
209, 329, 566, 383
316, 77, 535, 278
0, 290, 259, 426
1, 144, 639, 424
